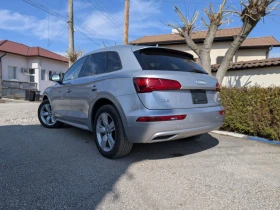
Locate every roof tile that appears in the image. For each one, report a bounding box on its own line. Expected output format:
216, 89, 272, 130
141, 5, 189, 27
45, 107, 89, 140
211, 57, 280, 71
130, 27, 280, 48
130, 27, 242, 44
0, 40, 68, 62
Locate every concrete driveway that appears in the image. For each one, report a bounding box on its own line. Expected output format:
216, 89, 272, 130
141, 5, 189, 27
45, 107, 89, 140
0, 102, 279, 210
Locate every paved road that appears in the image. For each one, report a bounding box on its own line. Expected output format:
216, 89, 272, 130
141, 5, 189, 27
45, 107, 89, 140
0, 102, 280, 210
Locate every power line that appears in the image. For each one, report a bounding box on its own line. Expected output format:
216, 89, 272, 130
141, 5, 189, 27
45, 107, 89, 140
23, 0, 102, 47
83, 0, 124, 36
156, 0, 241, 5
85, 0, 137, 41
92, 0, 124, 29
47, 22, 67, 48
75, 27, 102, 47
93, 0, 139, 40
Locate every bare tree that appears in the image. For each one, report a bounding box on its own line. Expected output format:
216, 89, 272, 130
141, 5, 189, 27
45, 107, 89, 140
66, 48, 84, 65
168, 0, 279, 84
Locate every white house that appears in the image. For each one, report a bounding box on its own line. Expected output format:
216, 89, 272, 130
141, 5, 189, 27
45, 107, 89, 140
0, 40, 68, 98
130, 27, 280, 87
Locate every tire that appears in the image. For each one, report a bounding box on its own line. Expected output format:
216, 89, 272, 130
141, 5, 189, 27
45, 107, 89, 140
38, 99, 62, 128
93, 104, 133, 159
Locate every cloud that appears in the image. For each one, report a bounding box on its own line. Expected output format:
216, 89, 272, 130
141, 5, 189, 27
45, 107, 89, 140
0, 0, 165, 49
0, 10, 35, 31
0, 9, 66, 41
80, 0, 163, 43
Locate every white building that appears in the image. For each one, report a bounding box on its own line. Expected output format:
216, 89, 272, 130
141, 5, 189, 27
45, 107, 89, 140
0, 40, 68, 98
130, 27, 280, 87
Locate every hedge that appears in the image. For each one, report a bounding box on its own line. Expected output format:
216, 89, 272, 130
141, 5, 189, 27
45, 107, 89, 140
220, 86, 280, 141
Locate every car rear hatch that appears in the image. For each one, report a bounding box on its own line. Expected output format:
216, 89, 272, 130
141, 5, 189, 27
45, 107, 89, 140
133, 47, 221, 110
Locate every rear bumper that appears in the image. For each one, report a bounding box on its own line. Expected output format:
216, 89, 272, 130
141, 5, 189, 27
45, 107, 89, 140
147, 124, 223, 143
124, 105, 225, 143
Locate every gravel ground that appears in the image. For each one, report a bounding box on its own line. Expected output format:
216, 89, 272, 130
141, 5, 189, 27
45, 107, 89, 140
0, 102, 280, 210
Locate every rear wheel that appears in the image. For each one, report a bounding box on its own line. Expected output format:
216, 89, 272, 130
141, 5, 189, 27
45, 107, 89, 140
38, 99, 62, 128
93, 105, 133, 159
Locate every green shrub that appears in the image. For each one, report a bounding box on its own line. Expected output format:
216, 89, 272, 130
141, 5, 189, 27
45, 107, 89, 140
220, 86, 280, 141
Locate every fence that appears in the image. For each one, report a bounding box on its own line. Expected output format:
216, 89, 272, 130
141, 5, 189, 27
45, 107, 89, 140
2, 80, 37, 99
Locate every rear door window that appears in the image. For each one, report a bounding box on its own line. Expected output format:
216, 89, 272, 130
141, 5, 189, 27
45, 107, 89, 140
107, 52, 122, 72
134, 48, 207, 74
78, 52, 107, 78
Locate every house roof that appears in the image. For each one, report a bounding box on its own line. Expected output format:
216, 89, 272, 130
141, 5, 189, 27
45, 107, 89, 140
241, 36, 280, 48
211, 57, 280, 71
130, 27, 242, 44
130, 27, 280, 48
0, 40, 68, 63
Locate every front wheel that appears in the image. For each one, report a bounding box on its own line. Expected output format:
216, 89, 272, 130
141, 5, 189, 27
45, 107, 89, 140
38, 99, 62, 128
93, 105, 133, 159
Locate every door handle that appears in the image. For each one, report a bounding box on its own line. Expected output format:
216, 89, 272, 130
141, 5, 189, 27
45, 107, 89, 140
67, 88, 71, 93
92, 85, 98, 91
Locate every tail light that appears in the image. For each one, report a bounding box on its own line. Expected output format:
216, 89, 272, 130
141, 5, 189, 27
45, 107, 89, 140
216, 83, 221, 91
219, 110, 225, 115
133, 77, 181, 93
137, 115, 187, 122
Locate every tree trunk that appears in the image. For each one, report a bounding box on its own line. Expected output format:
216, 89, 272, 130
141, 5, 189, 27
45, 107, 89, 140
184, 33, 200, 56
216, 20, 257, 84
199, 50, 212, 74
199, 24, 218, 74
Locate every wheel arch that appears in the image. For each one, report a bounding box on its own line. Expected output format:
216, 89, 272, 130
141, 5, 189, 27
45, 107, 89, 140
42, 95, 48, 101
89, 95, 128, 133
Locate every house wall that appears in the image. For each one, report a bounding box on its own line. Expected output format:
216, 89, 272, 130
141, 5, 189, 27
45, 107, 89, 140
36, 57, 68, 94
1, 53, 30, 82
164, 42, 268, 64
234, 49, 267, 62
1, 52, 68, 95
212, 66, 280, 87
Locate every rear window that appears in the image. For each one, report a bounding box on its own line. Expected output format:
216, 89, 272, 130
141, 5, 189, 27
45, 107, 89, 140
134, 48, 207, 74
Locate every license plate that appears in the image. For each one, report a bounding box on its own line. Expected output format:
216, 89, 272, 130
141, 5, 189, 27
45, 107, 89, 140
191, 90, 208, 104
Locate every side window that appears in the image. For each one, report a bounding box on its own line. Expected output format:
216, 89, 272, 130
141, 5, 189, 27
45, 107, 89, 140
8, 66, 17, 80
41, 69, 46, 80
63, 56, 87, 81
78, 53, 106, 78
107, 52, 122, 72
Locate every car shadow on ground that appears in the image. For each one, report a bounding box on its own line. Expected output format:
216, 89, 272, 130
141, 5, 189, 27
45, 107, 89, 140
0, 124, 219, 209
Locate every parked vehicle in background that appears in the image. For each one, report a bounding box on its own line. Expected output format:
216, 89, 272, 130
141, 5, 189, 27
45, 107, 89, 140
38, 45, 225, 158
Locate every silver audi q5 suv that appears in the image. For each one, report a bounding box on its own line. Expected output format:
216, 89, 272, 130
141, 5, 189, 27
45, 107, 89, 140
38, 45, 225, 158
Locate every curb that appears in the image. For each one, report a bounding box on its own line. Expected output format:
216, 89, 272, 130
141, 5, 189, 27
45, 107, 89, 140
247, 136, 280, 145
211, 130, 280, 145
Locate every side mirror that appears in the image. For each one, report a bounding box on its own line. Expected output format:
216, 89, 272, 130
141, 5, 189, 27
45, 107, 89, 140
50, 74, 62, 83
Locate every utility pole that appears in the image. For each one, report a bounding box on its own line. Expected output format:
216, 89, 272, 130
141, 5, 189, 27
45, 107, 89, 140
123, 0, 130, 44
68, 0, 74, 67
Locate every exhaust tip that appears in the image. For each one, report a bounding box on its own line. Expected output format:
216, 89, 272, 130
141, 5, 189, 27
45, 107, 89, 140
152, 134, 178, 141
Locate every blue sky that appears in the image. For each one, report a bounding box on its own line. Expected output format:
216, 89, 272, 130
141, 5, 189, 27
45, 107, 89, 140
0, 0, 280, 57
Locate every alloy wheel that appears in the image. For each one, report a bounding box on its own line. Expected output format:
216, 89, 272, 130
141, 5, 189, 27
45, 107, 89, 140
96, 113, 116, 152
40, 103, 56, 126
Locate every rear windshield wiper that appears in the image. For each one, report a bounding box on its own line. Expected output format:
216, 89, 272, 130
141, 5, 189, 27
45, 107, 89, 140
189, 69, 208, 74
